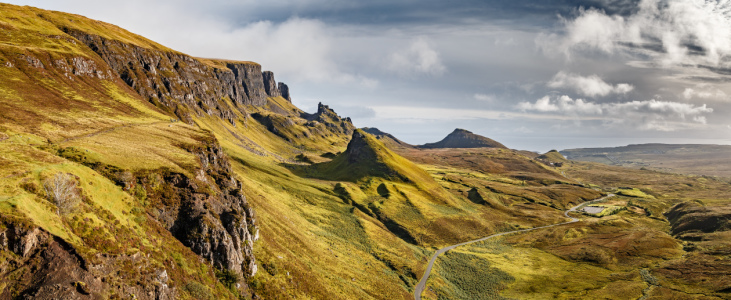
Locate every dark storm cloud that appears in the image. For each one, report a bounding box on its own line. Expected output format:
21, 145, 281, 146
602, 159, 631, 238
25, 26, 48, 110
209, 0, 642, 28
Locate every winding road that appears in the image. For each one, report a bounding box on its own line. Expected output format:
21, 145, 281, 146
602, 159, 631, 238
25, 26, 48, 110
413, 194, 615, 300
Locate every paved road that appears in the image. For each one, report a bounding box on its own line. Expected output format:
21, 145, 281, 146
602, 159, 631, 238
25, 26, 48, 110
413, 194, 615, 300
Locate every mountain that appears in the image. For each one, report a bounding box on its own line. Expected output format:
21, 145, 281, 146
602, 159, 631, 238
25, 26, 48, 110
419, 128, 506, 149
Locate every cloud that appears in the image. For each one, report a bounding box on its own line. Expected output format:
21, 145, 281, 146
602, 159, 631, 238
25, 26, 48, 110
547, 71, 634, 97
518, 95, 714, 130
474, 93, 495, 102
682, 87, 728, 100
209, 17, 379, 86
541, 0, 731, 69
388, 37, 446, 76
517, 95, 602, 114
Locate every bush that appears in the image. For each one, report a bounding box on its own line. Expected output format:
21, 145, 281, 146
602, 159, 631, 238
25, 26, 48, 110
184, 282, 213, 300
43, 172, 81, 215
216, 269, 240, 291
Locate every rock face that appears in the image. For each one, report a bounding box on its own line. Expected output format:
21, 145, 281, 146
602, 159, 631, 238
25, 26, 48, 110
65, 29, 270, 125
278, 82, 291, 102
0, 221, 174, 300
345, 130, 376, 164
138, 140, 258, 279
419, 128, 507, 149
262, 71, 280, 97
181, 141, 258, 278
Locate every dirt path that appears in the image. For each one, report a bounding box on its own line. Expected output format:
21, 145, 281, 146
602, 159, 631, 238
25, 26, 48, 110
413, 194, 615, 300
60, 121, 169, 144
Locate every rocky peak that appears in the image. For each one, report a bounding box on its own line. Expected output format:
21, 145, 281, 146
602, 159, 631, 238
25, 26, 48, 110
345, 130, 376, 164
278, 82, 291, 102
299, 102, 356, 137
316, 102, 331, 115
419, 128, 506, 149
262, 71, 281, 97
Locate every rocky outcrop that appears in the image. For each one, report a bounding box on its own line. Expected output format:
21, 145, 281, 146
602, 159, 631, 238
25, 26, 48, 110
63, 29, 270, 125
54, 139, 258, 290
262, 71, 280, 97
251, 102, 355, 143
345, 130, 376, 164
419, 128, 507, 149
134, 139, 258, 279
302, 102, 356, 136
0, 221, 174, 300
180, 141, 258, 277
278, 82, 291, 102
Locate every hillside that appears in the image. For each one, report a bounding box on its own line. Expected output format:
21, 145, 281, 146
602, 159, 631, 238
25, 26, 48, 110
361, 127, 414, 149
561, 144, 731, 177
0, 3, 729, 300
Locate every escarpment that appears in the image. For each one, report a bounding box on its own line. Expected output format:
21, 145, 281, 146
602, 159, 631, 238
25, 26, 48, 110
63, 29, 290, 126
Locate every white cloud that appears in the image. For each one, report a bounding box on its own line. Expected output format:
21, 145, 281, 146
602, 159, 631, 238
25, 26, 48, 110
518, 96, 558, 112
518, 95, 602, 114
547, 71, 634, 97
518, 95, 714, 130
205, 17, 378, 86
542, 0, 731, 68
682, 87, 728, 100
474, 93, 495, 102
388, 37, 446, 76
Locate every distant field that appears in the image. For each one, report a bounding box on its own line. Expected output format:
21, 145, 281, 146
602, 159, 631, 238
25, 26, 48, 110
561, 144, 731, 178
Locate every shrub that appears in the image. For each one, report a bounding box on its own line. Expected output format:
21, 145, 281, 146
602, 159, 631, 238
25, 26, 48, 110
184, 282, 213, 300
43, 172, 81, 215
216, 269, 241, 291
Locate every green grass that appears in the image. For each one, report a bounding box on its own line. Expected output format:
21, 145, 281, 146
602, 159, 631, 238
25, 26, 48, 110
427, 250, 514, 300
616, 187, 656, 199
426, 239, 646, 300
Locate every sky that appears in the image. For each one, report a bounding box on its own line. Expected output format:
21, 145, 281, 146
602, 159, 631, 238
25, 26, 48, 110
7, 0, 731, 151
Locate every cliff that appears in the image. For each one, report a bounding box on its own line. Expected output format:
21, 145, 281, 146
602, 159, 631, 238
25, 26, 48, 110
64, 29, 291, 126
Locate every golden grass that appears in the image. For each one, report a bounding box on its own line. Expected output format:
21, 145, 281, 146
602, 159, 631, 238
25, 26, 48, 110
60, 122, 203, 174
